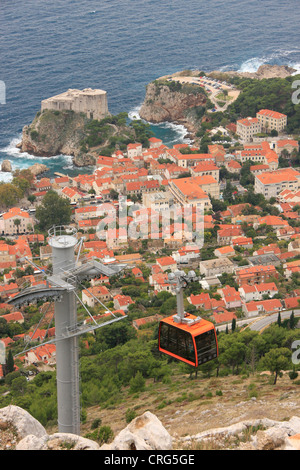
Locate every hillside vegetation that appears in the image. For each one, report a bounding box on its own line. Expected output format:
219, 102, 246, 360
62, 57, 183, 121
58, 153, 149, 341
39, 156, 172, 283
0, 312, 299, 446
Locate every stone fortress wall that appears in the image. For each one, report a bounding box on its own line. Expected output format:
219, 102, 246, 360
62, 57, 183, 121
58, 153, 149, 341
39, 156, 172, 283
41, 88, 109, 121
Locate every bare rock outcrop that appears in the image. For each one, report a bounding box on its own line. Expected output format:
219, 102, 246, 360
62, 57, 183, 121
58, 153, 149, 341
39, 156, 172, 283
19, 109, 88, 158
28, 163, 49, 176
0, 405, 47, 441
1, 405, 300, 450
208, 64, 297, 80
100, 411, 173, 451
1, 160, 12, 172
180, 416, 300, 450
139, 81, 206, 125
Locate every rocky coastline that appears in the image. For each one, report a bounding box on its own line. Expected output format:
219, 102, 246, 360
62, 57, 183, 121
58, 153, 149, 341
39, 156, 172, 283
15, 64, 297, 165
138, 64, 298, 143
208, 63, 297, 80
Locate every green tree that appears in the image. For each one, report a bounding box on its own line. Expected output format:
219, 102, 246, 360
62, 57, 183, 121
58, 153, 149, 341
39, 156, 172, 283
277, 312, 282, 327
11, 376, 28, 395
13, 218, 21, 234
129, 371, 145, 393
0, 183, 22, 207
35, 190, 72, 230
6, 350, 14, 374
260, 348, 291, 384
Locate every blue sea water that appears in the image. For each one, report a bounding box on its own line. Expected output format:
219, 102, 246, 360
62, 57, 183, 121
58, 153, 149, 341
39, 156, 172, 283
0, 0, 300, 180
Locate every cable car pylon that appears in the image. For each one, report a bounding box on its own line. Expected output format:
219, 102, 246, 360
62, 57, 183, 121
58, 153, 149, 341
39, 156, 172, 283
7, 225, 127, 435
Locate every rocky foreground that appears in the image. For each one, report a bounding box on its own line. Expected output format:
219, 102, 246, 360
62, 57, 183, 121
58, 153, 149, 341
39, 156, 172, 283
0, 405, 299, 451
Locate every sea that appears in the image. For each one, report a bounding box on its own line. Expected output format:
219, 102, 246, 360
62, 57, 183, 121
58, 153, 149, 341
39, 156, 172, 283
0, 0, 300, 182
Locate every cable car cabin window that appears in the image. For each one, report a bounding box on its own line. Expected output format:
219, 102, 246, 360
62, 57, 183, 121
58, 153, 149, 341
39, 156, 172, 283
195, 329, 217, 365
160, 323, 195, 364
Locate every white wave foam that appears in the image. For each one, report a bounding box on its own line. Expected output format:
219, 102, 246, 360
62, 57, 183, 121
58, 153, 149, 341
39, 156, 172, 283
128, 104, 142, 121
128, 102, 193, 146
238, 49, 300, 74
290, 63, 300, 75
154, 121, 193, 144
238, 57, 268, 73
0, 135, 75, 170
0, 172, 13, 183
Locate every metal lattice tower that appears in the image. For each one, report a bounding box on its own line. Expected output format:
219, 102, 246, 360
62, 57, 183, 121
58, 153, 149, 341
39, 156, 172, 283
8, 226, 127, 435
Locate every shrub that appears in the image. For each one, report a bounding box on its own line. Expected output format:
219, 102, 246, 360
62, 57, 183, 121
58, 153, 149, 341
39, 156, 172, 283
125, 408, 137, 423
129, 371, 145, 394
97, 425, 114, 445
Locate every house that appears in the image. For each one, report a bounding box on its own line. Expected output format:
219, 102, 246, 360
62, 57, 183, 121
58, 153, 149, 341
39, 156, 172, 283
61, 186, 82, 204
1, 208, 34, 236
81, 285, 111, 308
199, 257, 234, 277
254, 168, 300, 199
236, 265, 278, 286
284, 296, 300, 310
0, 242, 17, 264
214, 246, 235, 258
172, 245, 200, 264
236, 142, 278, 170
54, 176, 70, 188
231, 236, 253, 249
156, 256, 177, 272
149, 137, 163, 149
75, 205, 99, 222
208, 144, 226, 166
149, 272, 172, 293
24, 328, 47, 343
236, 117, 261, 142
133, 314, 162, 330
219, 285, 242, 309
34, 178, 52, 193
243, 299, 282, 318
255, 215, 289, 230
96, 155, 114, 168
253, 243, 281, 257
113, 294, 135, 312
225, 159, 242, 173
0, 283, 19, 299
170, 151, 215, 169
127, 143, 143, 159
169, 175, 219, 204
213, 308, 237, 324
256, 109, 287, 133
24, 344, 56, 366
250, 164, 270, 176
217, 226, 243, 245
275, 139, 299, 156
239, 282, 278, 302
131, 267, 145, 282
0, 311, 24, 324
187, 293, 212, 310
190, 162, 220, 182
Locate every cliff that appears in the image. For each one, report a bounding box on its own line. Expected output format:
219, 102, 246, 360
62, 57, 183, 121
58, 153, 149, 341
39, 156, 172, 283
19, 109, 94, 165
18, 109, 139, 167
139, 79, 207, 131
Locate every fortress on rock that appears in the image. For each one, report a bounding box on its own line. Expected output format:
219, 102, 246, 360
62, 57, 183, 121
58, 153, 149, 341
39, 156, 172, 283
41, 88, 109, 121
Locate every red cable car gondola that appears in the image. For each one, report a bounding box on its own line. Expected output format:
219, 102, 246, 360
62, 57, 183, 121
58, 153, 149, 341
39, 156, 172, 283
158, 313, 218, 367
158, 270, 219, 367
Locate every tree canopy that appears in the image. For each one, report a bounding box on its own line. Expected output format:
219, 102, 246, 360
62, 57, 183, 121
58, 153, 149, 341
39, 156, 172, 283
35, 190, 72, 231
